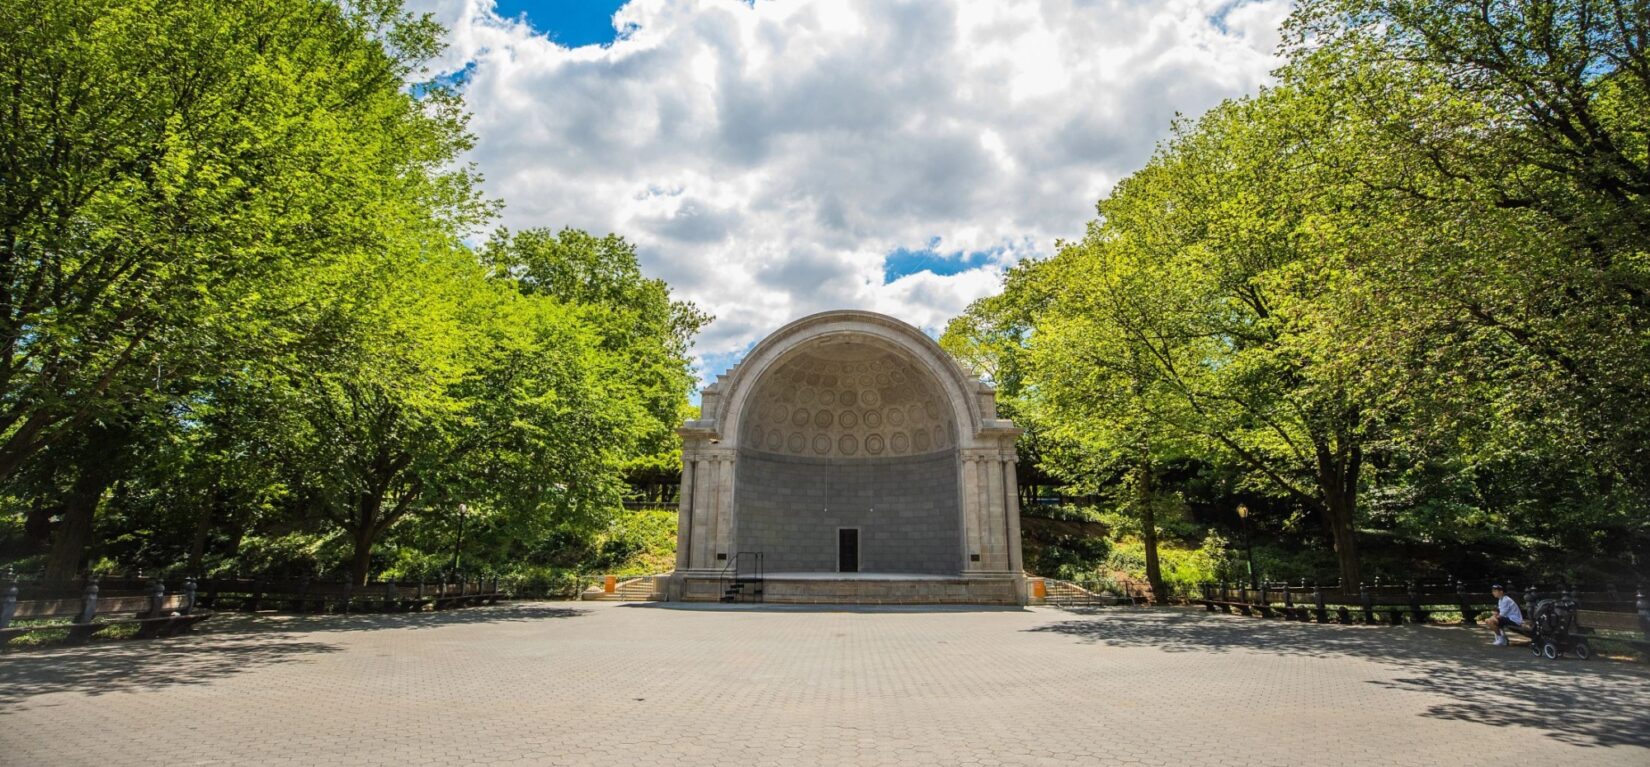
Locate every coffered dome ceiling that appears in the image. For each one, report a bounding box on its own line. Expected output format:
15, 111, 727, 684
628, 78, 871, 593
740, 342, 956, 458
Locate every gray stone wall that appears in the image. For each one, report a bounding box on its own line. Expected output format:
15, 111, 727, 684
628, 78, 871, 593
676, 575, 1017, 604
734, 448, 961, 575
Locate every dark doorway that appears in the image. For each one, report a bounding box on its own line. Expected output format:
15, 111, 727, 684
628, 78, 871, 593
838, 528, 859, 573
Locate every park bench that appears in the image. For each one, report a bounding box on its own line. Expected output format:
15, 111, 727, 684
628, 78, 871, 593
1199, 580, 1650, 653
427, 577, 504, 609
1204, 581, 1516, 625
277, 579, 433, 613
1202, 582, 1323, 620
198, 576, 504, 614
1574, 608, 1650, 653
0, 577, 212, 649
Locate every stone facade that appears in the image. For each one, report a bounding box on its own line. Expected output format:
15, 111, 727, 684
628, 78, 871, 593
669, 310, 1025, 604
735, 451, 960, 575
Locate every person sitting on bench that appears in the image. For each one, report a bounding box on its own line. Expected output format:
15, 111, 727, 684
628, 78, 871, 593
1486, 584, 1524, 646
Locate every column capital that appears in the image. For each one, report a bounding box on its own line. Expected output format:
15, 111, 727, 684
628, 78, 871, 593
678, 423, 723, 452
961, 447, 1010, 463
697, 448, 738, 463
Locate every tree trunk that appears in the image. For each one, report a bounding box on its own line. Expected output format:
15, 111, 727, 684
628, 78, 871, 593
186, 490, 221, 575
223, 520, 247, 566
1324, 496, 1361, 589
43, 460, 117, 587
1313, 427, 1364, 591
349, 491, 382, 587
350, 528, 374, 587
1137, 457, 1166, 605
24, 498, 53, 546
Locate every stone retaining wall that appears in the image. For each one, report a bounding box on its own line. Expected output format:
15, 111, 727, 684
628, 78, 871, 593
676, 575, 1020, 605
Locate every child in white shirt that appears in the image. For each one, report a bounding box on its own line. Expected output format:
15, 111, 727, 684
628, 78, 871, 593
1486, 584, 1524, 646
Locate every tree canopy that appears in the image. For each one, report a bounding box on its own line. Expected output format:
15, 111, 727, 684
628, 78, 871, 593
946, 0, 1650, 589
0, 0, 705, 586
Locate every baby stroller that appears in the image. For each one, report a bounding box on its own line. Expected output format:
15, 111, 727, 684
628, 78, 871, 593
1525, 595, 1591, 660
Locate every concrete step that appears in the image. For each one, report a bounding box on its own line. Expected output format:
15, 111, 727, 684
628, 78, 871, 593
1040, 578, 1138, 606
583, 575, 664, 601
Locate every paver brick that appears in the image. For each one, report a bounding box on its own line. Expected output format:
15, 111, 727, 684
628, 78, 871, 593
1, 602, 1646, 766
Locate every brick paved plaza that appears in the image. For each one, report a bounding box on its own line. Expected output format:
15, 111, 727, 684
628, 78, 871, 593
3, 602, 1647, 766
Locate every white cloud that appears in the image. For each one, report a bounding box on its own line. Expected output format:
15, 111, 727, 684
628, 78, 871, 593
404, 0, 1290, 384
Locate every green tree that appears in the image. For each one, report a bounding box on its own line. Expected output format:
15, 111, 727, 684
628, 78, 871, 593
1049, 94, 1370, 587
1280, 0, 1650, 573
950, 1, 1650, 587
0, 0, 488, 581
0, 3, 713, 587
480, 228, 710, 483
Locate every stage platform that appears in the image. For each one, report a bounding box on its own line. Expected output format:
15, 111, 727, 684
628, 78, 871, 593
667, 570, 1026, 605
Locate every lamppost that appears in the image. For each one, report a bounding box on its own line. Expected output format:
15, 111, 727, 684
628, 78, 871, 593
451, 502, 468, 578
1237, 503, 1257, 589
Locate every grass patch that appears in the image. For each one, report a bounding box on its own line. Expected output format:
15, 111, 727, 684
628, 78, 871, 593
2, 618, 144, 651
600, 508, 677, 576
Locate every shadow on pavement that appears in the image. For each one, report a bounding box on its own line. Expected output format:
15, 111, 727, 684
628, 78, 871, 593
1030, 608, 1650, 749
0, 634, 339, 711
201, 601, 588, 636
0, 602, 587, 711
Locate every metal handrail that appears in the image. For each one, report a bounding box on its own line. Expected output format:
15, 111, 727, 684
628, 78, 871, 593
718, 552, 764, 603
1040, 577, 1138, 606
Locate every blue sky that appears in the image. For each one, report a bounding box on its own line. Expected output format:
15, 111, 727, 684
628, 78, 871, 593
406, 0, 1292, 397
490, 1, 629, 47
882, 240, 1000, 285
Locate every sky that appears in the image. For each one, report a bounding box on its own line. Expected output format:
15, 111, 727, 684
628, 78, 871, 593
402, 0, 1293, 392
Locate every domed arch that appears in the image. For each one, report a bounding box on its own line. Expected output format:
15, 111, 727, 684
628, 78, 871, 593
695, 311, 1002, 448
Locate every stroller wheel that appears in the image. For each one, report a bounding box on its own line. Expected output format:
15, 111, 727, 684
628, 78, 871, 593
1542, 641, 1560, 660
1573, 641, 1591, 660
1530, 641, 1543, 657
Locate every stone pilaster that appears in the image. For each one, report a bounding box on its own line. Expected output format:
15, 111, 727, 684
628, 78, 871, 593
959, 448, 1006, 573
985, 449, 1006, 570
705, 456, 722, 567
675, 456, 695, 571
695, 449, 736, 568
674, 427, 729, 574
677, 446, 736, 572
959, 451, 974, 572
1003, 451, 1024, 574
958, 441, 1023, 577
689, 452, 711, 568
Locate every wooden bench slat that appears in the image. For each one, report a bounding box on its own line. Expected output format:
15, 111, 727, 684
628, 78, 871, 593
12, 598, 82, 619
1578, 610, 1643, 632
